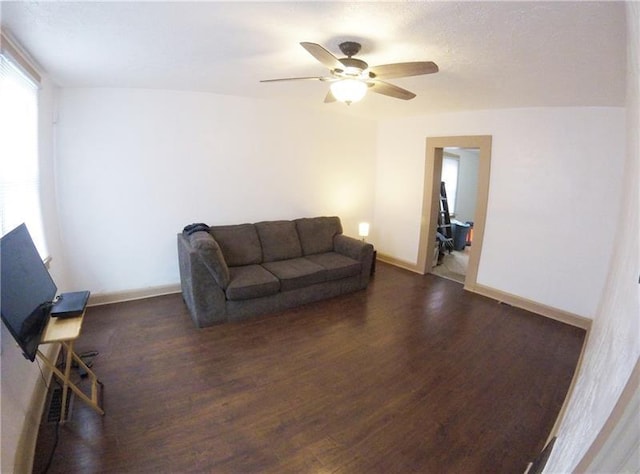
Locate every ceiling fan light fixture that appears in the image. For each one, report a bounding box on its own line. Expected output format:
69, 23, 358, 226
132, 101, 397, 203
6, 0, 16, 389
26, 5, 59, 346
330, 79, 367, 104
262, 41, 438, 104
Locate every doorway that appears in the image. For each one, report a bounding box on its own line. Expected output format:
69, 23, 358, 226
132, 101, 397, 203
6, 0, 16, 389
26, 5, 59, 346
416, 136, 492, 291
431, 147, 480, 283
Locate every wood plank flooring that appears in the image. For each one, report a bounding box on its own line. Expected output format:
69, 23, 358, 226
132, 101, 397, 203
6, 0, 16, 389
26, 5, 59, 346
32, 262, 585, 473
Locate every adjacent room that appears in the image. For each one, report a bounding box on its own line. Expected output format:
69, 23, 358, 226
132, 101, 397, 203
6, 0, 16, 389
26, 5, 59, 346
1, 2, 638, 473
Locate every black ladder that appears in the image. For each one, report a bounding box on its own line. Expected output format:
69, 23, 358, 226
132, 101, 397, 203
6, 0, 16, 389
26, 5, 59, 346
437, 181, 454, 257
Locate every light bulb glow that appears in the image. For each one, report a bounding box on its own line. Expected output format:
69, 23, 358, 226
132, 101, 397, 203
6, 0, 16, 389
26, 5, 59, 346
358, 222, 370, 238
330, 79, 367, 104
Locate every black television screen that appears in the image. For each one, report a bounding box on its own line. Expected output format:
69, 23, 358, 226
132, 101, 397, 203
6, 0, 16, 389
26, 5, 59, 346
1, 223, 57, 361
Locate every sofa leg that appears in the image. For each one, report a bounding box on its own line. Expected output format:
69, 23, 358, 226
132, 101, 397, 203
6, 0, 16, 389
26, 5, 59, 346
370, 250, 377, 276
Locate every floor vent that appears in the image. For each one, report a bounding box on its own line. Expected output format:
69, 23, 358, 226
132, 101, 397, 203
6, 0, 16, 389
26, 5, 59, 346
46, 386, 74, 423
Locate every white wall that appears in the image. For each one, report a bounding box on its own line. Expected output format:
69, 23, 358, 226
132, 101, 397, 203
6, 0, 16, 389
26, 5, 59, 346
374, 107, 625, 319
544, 1, 640, 471
55, 88, 377, 295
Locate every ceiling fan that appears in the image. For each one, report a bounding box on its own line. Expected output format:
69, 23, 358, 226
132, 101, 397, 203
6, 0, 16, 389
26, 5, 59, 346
260, 41, 439, 105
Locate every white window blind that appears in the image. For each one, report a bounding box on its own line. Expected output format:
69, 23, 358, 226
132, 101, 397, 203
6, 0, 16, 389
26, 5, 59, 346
442, 156, 459, 215
0, 44, 48, 257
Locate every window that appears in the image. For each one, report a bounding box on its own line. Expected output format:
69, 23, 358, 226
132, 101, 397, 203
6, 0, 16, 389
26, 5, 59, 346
0, 35, 47, 257
442, 156, 459, 215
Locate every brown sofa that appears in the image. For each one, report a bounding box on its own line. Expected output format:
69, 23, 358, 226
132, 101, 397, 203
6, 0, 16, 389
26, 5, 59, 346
177, 216, 374, 327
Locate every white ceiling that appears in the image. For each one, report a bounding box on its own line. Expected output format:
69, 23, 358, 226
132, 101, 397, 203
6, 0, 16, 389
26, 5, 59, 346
0, 1, 627, 119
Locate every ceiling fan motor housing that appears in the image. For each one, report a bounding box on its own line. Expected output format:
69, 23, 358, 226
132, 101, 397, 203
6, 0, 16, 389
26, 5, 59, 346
338, 41, 362, 57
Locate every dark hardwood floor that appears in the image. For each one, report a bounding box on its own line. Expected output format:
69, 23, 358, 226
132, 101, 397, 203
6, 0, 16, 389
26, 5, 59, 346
33, 262, 585, 474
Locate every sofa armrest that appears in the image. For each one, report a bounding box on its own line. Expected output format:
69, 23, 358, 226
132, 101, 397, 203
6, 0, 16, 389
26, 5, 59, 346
334, 234, 374, 287
334, 234, 373, 260
187, 231, 231, 289
177, 233, 228, 327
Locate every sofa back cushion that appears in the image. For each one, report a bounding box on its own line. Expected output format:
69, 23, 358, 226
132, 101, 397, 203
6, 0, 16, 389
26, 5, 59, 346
209, 224, 262, 267
255, 220, 302, 263
295, 216, 342, 255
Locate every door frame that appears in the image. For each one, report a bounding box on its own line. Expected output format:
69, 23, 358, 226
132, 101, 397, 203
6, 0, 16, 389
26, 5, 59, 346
417, 135, 492, 290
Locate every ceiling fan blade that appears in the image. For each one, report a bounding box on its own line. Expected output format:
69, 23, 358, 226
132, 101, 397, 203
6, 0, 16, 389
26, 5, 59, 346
300, 42, 344, 70
370, 61, 439, 80
370, 80, 416, 100
260, 76, 328, 83
324, 90, 336, 103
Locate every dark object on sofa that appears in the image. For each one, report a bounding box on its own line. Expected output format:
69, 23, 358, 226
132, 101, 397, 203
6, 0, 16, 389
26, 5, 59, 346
177, 216, 374, 327
182, 223, 210, 236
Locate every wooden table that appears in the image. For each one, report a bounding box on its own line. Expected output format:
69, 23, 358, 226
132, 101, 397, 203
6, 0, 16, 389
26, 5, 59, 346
37, 311, 104, 423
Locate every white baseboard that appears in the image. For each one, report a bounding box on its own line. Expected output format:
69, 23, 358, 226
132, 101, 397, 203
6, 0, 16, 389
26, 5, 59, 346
470, 283, 592, 330
88, 284, 181, 307
376, 253, 422, 274
377, 256, 591, 331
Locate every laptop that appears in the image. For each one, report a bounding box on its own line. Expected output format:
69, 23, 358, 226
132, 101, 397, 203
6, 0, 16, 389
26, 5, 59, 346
50, 290, 90, 318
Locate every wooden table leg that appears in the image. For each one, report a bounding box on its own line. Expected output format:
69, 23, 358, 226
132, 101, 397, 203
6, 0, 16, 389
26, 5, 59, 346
60, 341, 74, 422
37, 343, 105, 423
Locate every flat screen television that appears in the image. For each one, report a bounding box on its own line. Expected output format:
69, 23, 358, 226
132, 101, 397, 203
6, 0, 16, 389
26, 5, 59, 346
1, 223, 57, 361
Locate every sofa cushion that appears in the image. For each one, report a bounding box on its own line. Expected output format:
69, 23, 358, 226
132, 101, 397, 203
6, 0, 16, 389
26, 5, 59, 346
226, 265, 280, 301
209, 224, 262, 267
295, 216, 342, 255
255, 220, 302, 263
305, 252, 362, 281
189, 231, 231, 288
262, 258, 326, 292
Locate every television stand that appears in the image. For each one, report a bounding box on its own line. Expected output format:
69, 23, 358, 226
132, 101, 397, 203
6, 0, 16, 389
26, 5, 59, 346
37, 310, 104, 423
